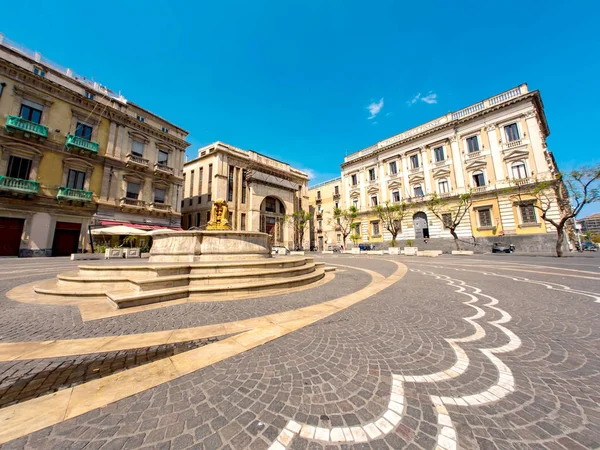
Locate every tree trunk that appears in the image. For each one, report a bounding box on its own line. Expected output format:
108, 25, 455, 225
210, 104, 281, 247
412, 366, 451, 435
391, 234, 397, 248
450, 229, 460, 250
555, 225, 565, 257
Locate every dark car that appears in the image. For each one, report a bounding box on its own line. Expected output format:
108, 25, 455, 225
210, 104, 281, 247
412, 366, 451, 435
492, 242, 515, 253
358, 243, 375, 251
581, 241, 598, 252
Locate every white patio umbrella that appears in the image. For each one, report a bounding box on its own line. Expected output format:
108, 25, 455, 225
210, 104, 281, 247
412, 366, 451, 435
91, 225, 149, 236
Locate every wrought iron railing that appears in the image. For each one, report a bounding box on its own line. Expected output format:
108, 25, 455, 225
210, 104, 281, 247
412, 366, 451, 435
65, 134, 99, 153
0, 176, 39, 195
57, 186, 93, 202
5, 115, 48, 138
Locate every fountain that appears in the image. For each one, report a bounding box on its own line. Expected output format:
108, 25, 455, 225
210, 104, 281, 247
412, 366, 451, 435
33, 199, 330, 308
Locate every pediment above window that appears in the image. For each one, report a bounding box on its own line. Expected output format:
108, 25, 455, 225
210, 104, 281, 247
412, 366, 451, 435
367, 185, 380, 195
13, 84, 54, 106
408, 173, 424, 183
123, 172, 145, 183
63, 157, 94, 170
465, 159, 487, 171
128, 130, 150, 143
349, 189, 360, 199
71, 107, 100, 124
0, 143, 43, 159
156, 141, 174, 152
432, 167, 451, 178
503, 148, 529, 162
387, 180, 402, 189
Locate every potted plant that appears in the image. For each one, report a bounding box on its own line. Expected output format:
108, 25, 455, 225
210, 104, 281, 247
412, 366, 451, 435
404, 239, 418, 256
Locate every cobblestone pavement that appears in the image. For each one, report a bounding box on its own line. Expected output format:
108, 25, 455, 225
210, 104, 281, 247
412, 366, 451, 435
0, 254, 599, 449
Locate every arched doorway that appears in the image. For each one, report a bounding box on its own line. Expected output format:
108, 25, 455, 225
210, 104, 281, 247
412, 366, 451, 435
260, 196, 286, 244
413, 212, 429, 239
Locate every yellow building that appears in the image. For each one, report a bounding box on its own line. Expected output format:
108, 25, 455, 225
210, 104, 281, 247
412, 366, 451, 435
310, 84, 564, 253
307, 177, 343, 250
0, 35, 189, 256
181, 142, 309, 249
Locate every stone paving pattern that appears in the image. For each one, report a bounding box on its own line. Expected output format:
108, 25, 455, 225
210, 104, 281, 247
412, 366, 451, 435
0, 255, 598, 449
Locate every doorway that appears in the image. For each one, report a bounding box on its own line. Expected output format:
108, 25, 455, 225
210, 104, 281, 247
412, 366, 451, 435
413, 212, 429, 239
52, 222, 81, 256
0, 218, 24, 256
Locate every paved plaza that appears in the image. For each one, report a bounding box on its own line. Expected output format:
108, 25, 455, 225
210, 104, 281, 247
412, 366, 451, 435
0, 253, 598, 449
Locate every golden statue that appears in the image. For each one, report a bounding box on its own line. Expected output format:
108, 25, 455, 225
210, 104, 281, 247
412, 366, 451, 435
206, 199, 232, 230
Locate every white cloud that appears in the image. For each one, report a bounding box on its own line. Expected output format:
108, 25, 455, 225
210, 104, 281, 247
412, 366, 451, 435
301, 168, 316, 179
421, 92, 437, 104
367, 98, 384, 119
385, 112, 394, 117
371, 121, 378, 125
407, 91, 438, 106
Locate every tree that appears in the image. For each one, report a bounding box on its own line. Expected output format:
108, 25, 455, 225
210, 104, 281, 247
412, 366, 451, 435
372, 201, 408, 247
426, 192, 473, 250
511, 165, 600, 257
331, 206, 358, 247
287, 210, 312, 250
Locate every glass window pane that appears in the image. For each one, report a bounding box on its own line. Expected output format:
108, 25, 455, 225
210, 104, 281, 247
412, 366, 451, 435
126, 182, 140, 199
132, 140, 144, 156
158, 150, 169, 164
154, 188, 166, 203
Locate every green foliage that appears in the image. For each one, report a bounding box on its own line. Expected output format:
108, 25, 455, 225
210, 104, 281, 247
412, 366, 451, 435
330, 206, 359, 245
425, 193, 473, 250
406, 240, 414, 247
287, 210, 312, 249
372, 201, 407, 247
350, 233, 361, 245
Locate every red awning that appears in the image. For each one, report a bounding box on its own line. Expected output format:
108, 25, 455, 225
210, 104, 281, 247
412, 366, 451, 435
97, 220, 182, 231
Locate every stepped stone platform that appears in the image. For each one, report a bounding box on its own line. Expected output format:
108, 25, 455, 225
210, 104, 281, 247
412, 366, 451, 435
33, 257, 330, 309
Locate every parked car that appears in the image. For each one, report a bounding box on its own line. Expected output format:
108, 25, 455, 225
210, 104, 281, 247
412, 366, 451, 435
581, 241, 598, 252
492, 242, 515, 253
327, 244, 342, 252
358, 243, 375, 251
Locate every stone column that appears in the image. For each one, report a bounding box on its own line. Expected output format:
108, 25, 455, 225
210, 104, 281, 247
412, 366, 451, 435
106, 122, 117, 156
486, 124, 505, 182
401, 157, 410, 197
421, 147, 432, 194
524, 111, 548, 176
378, 161, 387, 202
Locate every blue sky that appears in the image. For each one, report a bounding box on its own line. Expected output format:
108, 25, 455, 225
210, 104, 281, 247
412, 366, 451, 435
3, 0, 599, 215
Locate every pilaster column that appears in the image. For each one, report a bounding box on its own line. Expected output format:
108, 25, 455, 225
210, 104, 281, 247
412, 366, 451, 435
449, 135, 465, 190
401, 157, 410, 197
524, 111, 547, 176
106, 122, 117, 156
421, 147, 432, 194
486, 124, 505, 182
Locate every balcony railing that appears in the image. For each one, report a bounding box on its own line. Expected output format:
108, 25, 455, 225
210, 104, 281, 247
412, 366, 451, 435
119, 197, 146, 208
316, 211, 323, 219
513, 177, 534, 186
65, 134, 99, 154
466, 151, 482, 159
57, 186, 93, 202
150, 202, 171, 212
471, 186, 488, 194
126, 154, 150, 169
315, 227, 323, 233
333, 192, 341, 199
154, 163, 174, 176
0, 176, 39, 195
315, 197, 322, 203
502, 139, 528, 151
409, 167, 422, 174
5, 115, 48, 138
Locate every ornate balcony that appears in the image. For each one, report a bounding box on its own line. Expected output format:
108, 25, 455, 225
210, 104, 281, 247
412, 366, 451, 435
5, 115, 48, 138
315, 196, 322, 204
0, 176, 39, 196
65, 134, 99, 155
333, 192, 341, 199
315, 227, 323, 233
513, 177, 534, 186
149, 202, 171, 214
154, 163, 174, 177
119, 197, 146, 210
471, 186, 488, 194
57, 187, 93, 202
502, 139, 529, 151
466, 151, 482, 160
316, 211, 323, 219
125, 153, 150, 170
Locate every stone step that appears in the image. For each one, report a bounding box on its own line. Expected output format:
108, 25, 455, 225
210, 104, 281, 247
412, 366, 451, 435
107, 268, 326, 309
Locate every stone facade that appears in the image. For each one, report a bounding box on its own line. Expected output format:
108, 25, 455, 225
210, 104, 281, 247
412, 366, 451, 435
309, 84, 566, 252
308, 177, 342, 250
0, 34, 189, 256
181, 142, 309, 249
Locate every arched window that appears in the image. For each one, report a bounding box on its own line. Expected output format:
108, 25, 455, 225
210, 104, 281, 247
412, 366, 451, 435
511, 161, 527, 179
472, 171, 485, 187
